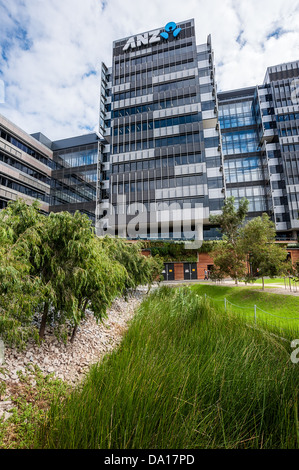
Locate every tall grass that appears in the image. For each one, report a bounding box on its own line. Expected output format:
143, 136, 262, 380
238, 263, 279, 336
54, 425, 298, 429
37, 286, 299, 449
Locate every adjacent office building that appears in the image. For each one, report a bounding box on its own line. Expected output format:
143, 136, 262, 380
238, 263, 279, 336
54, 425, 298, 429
0, 18, 298, 243
0, 113, 53, 214
0, 112, 101, 224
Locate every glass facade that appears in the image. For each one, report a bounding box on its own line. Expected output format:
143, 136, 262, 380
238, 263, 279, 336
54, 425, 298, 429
218, 88, 271, 219
50, 138, 99, 225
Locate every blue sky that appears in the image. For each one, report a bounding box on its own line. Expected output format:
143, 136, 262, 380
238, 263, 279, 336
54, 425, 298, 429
0, 0, 298, 140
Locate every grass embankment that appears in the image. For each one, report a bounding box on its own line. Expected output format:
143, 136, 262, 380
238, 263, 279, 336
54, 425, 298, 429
191, 284, 299, 334
37, 286, 299, 449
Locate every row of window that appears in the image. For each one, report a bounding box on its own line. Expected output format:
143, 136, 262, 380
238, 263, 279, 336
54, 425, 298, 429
113, 113, 200, 136
51, 183, 96, 206
274, 196, 288, 206
221, 130, 260, 155
112, 93, 199, 118
0, 151, 51, 185
218, 101, 257, 129
0, 129, 54, 169
55, 148, 99, 169
279, 127, 299, 137
0, 175, 50, 203
284, 160, 299, 182
204, 136, 220, 149
155, 132, 201, 148
53, 170, 97, 188
267, 149, 281, 158
112, 98, 214, 123
219, 100, 254, 116
227, 193, 268, 214
113, 77, 197, 102
275, 213, 290, 223
282, 144, 299, 152
275, 98, 295, 107
225, 169, 264, 185
113, 140, 154, 154
263, 121, 277, 130
219, 115, 256, 129
111, 197, 208, 216
112, 131, 202, 154
113, 58, 195, 84
114, 43, 194, 68
111, 153, 202, 173
112, 175, 222, 195
0, 199, 8, 210
277, 113, 299, 122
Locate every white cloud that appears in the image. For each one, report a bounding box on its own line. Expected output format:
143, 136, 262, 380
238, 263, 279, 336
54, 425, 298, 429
0, 0, 298, 140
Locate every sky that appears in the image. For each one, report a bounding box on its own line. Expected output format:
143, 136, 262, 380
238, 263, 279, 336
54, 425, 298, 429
0, 0, 298, 141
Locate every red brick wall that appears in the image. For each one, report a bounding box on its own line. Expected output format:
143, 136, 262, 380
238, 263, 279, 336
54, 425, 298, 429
197, 253, 214, 279
289, 249, 299, 266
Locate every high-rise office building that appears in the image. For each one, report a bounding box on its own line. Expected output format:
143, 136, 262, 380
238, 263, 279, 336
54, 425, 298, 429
257, 62, 299, 239
97, 19, 225, 242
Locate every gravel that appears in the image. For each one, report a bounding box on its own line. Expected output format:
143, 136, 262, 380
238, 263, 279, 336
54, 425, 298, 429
0, 288, 148, 391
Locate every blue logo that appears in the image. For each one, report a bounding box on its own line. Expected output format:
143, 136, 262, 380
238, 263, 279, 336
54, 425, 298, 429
160, 22, 181, 40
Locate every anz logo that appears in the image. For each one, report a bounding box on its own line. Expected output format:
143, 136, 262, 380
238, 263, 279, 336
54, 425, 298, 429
160, 22, 182, 40
122, 21, 181, 52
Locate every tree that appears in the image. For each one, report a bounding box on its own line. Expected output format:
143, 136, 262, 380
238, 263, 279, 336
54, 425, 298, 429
0, 200, 163, 347
29, 211, 129, 341
240, 213, 290, 290
0, 200, 46, 347
0, 202, 128, 345
209, 197, 249, 284
210, 196, 249, 244
101, 237, 163, 292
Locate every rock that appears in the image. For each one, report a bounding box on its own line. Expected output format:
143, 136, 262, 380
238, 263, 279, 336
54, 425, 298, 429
1, 289, 146, 388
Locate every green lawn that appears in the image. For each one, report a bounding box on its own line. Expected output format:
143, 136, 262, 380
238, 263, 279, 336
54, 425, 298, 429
253, 278, 295, 286
190, 284, 299, 335
37, 286, 299, 449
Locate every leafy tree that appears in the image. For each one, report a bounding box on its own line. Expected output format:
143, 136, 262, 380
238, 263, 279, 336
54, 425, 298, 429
209, 197, 249, 283
0, 200, 163, 347
209, 240, 248, 284
240, 213, 291, 290
209, 196, 249, 244
208, 265, 225, 283
102, 237, 163, 292
0, 200, 46, 347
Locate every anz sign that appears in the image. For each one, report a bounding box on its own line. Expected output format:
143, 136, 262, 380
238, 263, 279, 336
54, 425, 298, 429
122, 22, 182, 52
